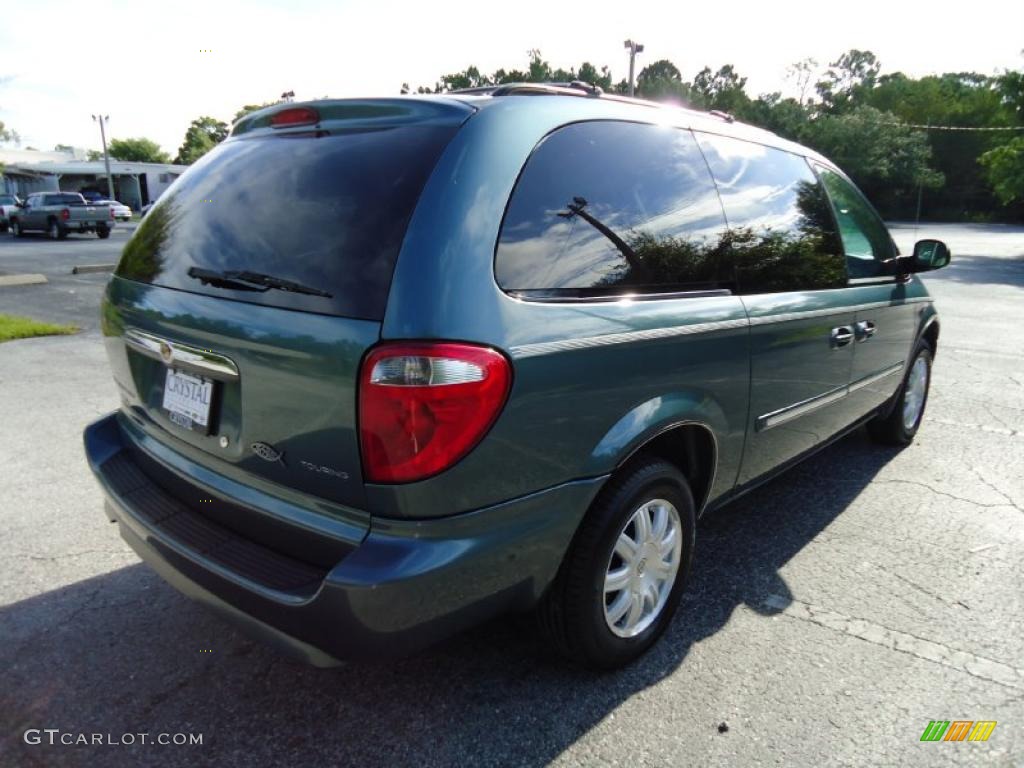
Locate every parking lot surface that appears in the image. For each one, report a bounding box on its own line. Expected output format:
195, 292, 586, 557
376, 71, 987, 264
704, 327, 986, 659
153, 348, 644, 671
1, 224, 1022, 767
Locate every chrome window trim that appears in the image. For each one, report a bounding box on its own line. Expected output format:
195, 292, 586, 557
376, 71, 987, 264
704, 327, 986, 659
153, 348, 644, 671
509, 298, 933, 359
123, 328, 240, 381
508, 288, 733, 304
756, 361, 904, 432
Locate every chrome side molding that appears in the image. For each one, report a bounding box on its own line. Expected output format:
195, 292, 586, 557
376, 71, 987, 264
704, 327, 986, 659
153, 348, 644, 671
756, 361, 904, 432
123, 328, 240, 381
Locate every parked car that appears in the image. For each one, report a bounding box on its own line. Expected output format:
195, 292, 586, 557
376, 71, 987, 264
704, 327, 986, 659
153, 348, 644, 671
140, 201, 156, 218
84, 90, 949, 669
9, 192, 115, 239
0, 193, 20, 232
80, 189, 105, 203
93, 198, 133, 221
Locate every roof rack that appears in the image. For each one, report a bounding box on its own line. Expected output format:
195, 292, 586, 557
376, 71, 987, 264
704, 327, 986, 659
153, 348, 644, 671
451, 81, 604, 98
448, 82, 737, 124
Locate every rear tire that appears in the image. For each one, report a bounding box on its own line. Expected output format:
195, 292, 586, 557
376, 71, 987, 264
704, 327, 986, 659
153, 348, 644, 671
537, 456, 696, 669
96, 226, 110, 239
868, 341, 933, 445
48, 218, 66, 240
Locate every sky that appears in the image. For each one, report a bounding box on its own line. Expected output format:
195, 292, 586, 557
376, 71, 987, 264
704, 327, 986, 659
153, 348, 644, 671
2, 0, 1022, 159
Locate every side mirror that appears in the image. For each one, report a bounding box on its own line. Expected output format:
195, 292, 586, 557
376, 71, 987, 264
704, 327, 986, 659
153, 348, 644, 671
911, 239, 951, 272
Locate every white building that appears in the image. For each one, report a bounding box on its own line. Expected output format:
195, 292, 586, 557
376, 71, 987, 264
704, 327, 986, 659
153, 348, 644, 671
0, 147, 187, 211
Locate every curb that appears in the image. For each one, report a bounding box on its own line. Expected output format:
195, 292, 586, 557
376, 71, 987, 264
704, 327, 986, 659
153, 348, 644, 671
72, 264, 116, 275
0, 273, 47, 287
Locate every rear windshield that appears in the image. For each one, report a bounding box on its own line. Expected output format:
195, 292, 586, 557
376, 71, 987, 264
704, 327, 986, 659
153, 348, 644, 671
50, 193, 85, 205
115, 126, 457, 320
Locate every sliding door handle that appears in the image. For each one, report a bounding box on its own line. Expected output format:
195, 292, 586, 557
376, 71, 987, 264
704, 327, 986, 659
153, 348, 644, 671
855, 320, 877, 341
830, 326, 854, 348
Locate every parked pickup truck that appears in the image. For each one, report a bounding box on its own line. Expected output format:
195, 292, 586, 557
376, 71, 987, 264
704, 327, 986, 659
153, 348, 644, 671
7, 191, 115, 239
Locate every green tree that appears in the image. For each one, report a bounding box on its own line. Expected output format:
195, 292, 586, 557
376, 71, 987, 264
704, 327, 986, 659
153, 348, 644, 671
636, 59, 693, 103
0, 120, 18, 145
866, 72, 1014, 216
979, 137, 1024, 204
108, 137, 171, 163
786, 58, 819, 107
174, 117, 229, 165
577, 62, 613, 91
803, 105, 942, 211
816, 49, 881, 112
741, 93, 809, 142
996, 67, 1024, 123
691, 65, 751, 113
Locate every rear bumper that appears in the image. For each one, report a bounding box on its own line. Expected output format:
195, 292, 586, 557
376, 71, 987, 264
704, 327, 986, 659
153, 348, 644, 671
84, 411, 603, 664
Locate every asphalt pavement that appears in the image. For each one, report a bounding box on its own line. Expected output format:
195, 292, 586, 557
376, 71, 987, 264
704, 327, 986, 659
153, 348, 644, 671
0, 223, 1022, 767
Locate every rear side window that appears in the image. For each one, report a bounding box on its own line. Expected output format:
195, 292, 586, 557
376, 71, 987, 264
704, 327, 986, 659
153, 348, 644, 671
48, 193, 83, 205
115, 126, 457, 320
695, 133, 846, 294
815, 165, 897, 279
495, 121, 730, 298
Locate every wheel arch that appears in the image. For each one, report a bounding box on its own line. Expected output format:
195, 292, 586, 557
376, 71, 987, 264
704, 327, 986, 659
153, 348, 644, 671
586, 392, 725, 516
616, 422, 718, 515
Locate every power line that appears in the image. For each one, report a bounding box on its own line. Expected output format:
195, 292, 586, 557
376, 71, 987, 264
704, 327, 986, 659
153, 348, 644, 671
891, 122, 1024, 132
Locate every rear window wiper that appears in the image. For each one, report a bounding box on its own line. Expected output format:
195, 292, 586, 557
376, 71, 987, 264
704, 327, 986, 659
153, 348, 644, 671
187, 267, 333, 297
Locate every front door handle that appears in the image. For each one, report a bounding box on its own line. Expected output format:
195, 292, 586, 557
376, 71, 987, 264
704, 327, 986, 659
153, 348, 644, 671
830, 326, 854, 349
855, 320, 876, 341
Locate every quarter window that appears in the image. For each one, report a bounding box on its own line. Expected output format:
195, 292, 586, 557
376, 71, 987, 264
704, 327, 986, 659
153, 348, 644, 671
695, 133, 846, 294
495, 121, 731, 298
815, 165, 897, 279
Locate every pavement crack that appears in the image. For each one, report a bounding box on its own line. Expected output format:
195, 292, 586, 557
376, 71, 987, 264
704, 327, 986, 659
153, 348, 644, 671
875, 563, 961, 609
760, 594, 1024, 690
21, 549, 127, 562
875, 478, 1021, 511
969, 466, 1024, 511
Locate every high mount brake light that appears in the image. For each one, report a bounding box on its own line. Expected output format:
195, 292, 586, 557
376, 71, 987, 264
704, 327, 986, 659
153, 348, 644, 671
359, 343, 512, 483
270, 107, 319, 128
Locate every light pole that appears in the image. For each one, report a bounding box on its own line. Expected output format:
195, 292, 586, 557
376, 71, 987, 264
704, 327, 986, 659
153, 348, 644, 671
624, 39, 644, 97
91, 114, 115, 200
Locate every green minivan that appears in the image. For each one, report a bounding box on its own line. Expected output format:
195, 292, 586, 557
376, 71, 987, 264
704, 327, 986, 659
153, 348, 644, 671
84, 85, 949, 669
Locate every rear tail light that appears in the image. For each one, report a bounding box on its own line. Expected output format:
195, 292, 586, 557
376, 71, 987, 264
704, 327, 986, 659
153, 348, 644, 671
359, 343, 512, 483
61, 208, 70, 221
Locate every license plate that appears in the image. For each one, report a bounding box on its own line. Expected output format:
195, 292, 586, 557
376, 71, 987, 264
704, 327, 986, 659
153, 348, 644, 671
162, 368, 213, 430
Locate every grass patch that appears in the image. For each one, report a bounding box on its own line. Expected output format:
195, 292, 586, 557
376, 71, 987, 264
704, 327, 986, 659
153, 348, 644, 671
0, 314, 78, 343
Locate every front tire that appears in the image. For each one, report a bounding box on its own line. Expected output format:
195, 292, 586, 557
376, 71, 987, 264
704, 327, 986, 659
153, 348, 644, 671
868, 341, 933, 445
537, 456, 696, 669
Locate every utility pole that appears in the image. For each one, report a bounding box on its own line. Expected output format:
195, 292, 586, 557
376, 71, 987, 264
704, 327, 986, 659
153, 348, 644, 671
92, 114, 115, 200
624, 39, 644, 97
